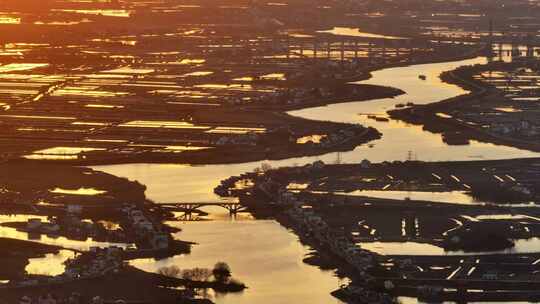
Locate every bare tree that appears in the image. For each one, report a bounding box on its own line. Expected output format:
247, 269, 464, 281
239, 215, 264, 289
182, 267, 212, 281
158, 265, 181, 278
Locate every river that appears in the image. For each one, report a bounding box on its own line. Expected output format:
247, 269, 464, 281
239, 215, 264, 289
93, 56, 540, 304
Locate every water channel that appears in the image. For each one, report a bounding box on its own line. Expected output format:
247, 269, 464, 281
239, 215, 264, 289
93, 56, 540, 304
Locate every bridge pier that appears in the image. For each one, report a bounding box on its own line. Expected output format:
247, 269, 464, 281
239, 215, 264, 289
224, 204, 247, 214
368, 42, 373, 63
163, 202, 245, 215
176, 213, 195, 221
382, 41, 387, 62
313, 38, 318, 59
286, 36, 290, 59
327, 41, 331, 59
404, 213, 419, 237
341, 39, 345, 63
183, 204, 198, 214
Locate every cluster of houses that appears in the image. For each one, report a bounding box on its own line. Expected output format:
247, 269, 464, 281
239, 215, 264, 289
223, 86, 334, 107
215, 160, 332, 200
284, 200, 375, 274
4, 204, 174, 292
285, 58, 370, 82
121, 204, 170, 250
214, 172, 254, 197
304, 125, 368, 148
235, 163, 400, 304
5, 247, 125, 290
26, 215, 126, 243
19, 294, 60, 304
312, 59, 368, 81
212, 126, 290, 147
63, 247, 124, 281
488, 119, 540, 137
251, 124, 370, 150
19, 292, 126, 304
210, 118, 368, 152
213, 131, 260, 146
280, 195, 395, 303
335, 284, 396, 304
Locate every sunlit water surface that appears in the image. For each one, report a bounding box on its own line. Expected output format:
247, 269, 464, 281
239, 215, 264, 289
131, 219, 344, 304
361, 237, 540, 256
93, 57, 540, 303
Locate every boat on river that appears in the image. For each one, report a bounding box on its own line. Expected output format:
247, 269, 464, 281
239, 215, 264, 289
367, 115, 390, 122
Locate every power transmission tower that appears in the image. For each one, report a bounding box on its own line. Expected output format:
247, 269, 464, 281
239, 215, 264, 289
407, 150, 414, 162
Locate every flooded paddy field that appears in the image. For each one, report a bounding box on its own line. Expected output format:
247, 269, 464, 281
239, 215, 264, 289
219, 156, 540, 303
0, 0, 490, 166
226, 156, 540, 239
3, 52, 538, 303
330, 0, 540, 50
88, 58, 535, 302
271, 158, 540, 207
0, 57, 393, 163
5, 0, 540, 303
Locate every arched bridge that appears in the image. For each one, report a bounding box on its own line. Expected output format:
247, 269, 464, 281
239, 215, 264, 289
160, 201, 247, 215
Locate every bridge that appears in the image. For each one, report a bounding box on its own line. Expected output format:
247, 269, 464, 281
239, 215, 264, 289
210, 32, 539, 65
160, 201, 247, 215
197, 33, 432, 64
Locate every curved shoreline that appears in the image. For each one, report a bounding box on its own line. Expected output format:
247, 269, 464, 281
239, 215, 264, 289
388, 61, 540, 153
87, 49, 539, 304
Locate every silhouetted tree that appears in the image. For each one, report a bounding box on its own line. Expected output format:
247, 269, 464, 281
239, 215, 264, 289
212, 262, 232, 283
158, 265, 181, 278
182, 267, 212, 282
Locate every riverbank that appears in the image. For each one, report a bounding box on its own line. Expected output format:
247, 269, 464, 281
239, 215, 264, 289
0, 266, 217, 304
0, 238, 62, 280
217, 157, 540, 302
0, 162, 147, 207
14, 125, 381, 167
388, 59, 540, 153
89, 54, 540, 304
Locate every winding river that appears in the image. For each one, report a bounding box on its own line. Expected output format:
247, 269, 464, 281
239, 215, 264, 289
93, 56, 540, 304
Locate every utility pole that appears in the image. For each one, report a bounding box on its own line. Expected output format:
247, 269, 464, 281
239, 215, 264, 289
407, 150, 414, 162
334, 152, 342, 165
489, 18, 494, 47
313, 38, 317, 59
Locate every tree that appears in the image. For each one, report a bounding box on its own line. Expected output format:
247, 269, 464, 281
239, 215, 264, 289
260, 163, 272, 172
255, 162, 272, 174
212, 262, 232, 283
181, 268, 212, 282
158, 265, 181, 278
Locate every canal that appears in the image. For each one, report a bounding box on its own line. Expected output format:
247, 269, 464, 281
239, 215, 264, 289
94, 56, 540, 304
